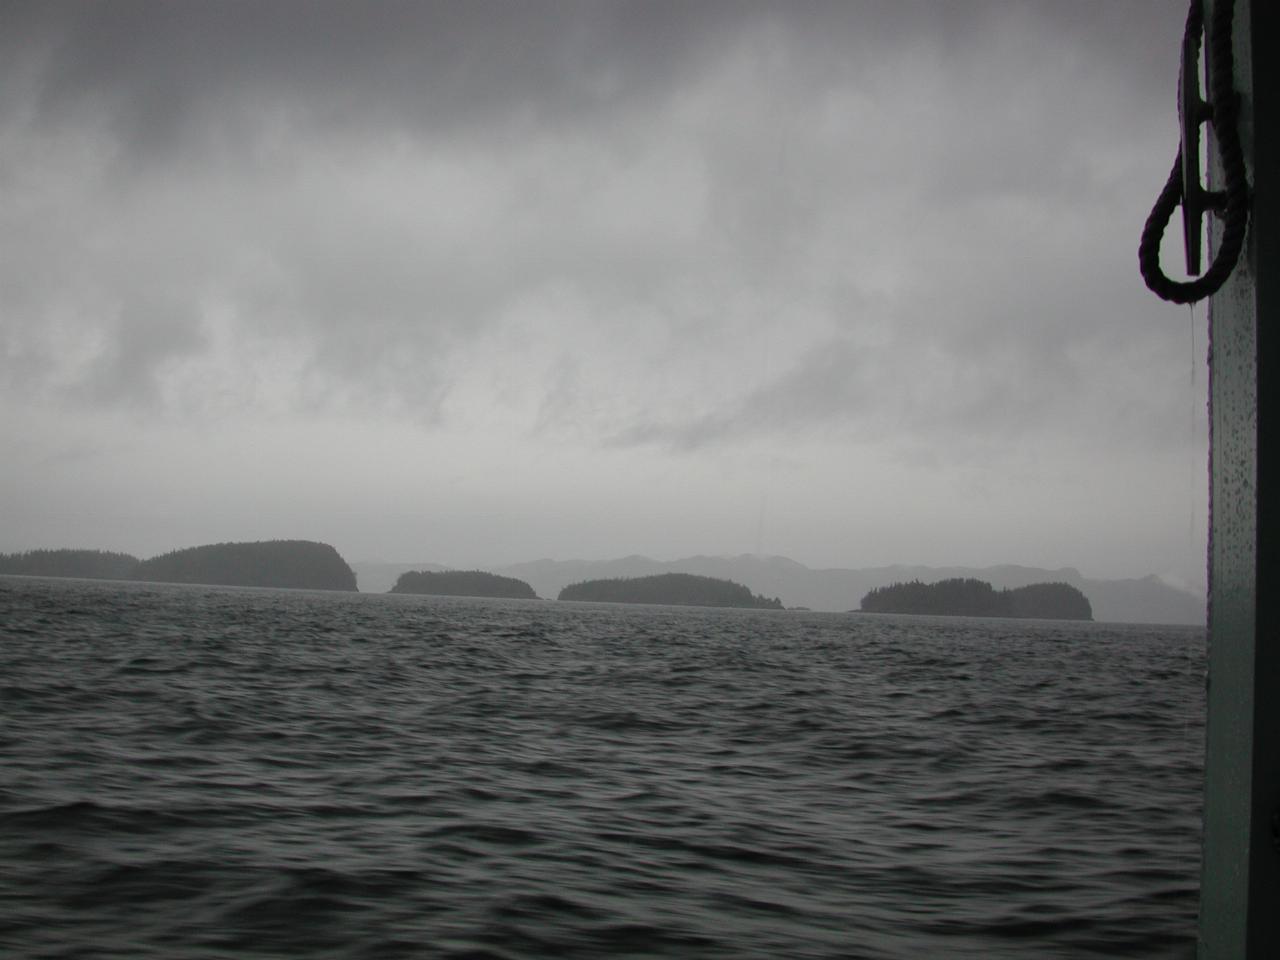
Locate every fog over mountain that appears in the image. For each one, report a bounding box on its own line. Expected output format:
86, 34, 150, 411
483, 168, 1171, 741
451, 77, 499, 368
2, 3, 1204, 590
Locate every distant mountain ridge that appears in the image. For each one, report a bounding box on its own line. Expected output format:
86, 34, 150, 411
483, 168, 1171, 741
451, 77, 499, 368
357, 555, 1204, 624
493, 555, 1202, 624
5, 549, 1201, 623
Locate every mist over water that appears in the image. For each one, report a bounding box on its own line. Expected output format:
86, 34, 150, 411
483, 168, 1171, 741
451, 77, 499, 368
1, 576, 1203, 958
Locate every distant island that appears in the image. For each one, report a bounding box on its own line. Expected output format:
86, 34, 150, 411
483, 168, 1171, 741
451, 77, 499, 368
471, 555, 1203, 624
0, 548, 141, 581
390, 569, 537, 599
559, 573, 783, 609
859, 578, 1092, 620
133, 540, 357, 591
1, 540, 358, 591
5, 547, 1202, 622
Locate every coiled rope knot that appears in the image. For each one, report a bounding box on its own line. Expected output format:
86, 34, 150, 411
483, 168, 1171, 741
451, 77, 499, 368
1138, 0, 1249, 304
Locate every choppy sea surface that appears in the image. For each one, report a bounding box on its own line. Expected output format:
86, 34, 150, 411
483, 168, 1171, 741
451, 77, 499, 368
1, 576, 1205, 959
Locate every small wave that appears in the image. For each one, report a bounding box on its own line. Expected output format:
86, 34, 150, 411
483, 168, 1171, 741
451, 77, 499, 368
2, 800, 180, 832
0, 577, 1204, 959
427, 822, 545, 847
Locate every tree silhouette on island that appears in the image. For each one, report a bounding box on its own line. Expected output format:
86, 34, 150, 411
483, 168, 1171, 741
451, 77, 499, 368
1, 541, 359, 590
859, 578, 1092, 620
0, 548, 140, 581
133, 540, 357, 591
390, 570, 537, 599
559, 572, 783, 609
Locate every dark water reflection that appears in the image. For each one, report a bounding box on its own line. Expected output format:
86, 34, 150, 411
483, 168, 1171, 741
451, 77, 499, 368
0, 577, 1204, 958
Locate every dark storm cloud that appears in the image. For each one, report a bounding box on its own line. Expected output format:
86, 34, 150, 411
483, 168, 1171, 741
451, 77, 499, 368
5, 1, 730, 156
0, 0, 1208, 585
4, 2, 1179, 149
0, 0, 1190, 443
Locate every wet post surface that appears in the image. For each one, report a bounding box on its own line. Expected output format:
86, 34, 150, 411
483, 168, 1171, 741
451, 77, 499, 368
1201, 0, 1278, 956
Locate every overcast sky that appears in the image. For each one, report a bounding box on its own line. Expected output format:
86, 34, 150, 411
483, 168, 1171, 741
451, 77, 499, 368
0, 1, 1206, 588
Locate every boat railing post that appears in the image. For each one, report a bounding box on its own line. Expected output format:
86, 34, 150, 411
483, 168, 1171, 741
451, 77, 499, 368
1199, 1, 1277, 956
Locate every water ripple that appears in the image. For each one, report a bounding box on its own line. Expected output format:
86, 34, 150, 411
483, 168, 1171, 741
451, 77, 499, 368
0, 576, 1204, 958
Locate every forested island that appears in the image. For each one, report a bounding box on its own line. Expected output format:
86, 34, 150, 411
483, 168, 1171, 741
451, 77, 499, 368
133, 540, 357, 591
559, 573, 783, 609
859, 578, 1093, 620
0, 548, 141, 580
390, 570, 537, 599
1, 540, 358, 590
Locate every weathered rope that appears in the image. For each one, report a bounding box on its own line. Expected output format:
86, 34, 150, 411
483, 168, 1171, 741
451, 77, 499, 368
1138, 0, 1249, 303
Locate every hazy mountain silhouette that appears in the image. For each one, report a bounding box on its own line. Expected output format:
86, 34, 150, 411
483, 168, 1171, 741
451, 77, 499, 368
353, 554, 1203, 624
494, 555, 1202, 625
351, 561, 449, 594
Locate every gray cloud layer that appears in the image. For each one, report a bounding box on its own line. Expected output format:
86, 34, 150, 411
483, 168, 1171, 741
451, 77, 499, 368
0, 1, 1203, 582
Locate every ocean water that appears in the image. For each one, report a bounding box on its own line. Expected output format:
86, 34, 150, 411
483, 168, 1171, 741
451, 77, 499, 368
0, 576, 1205, 959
